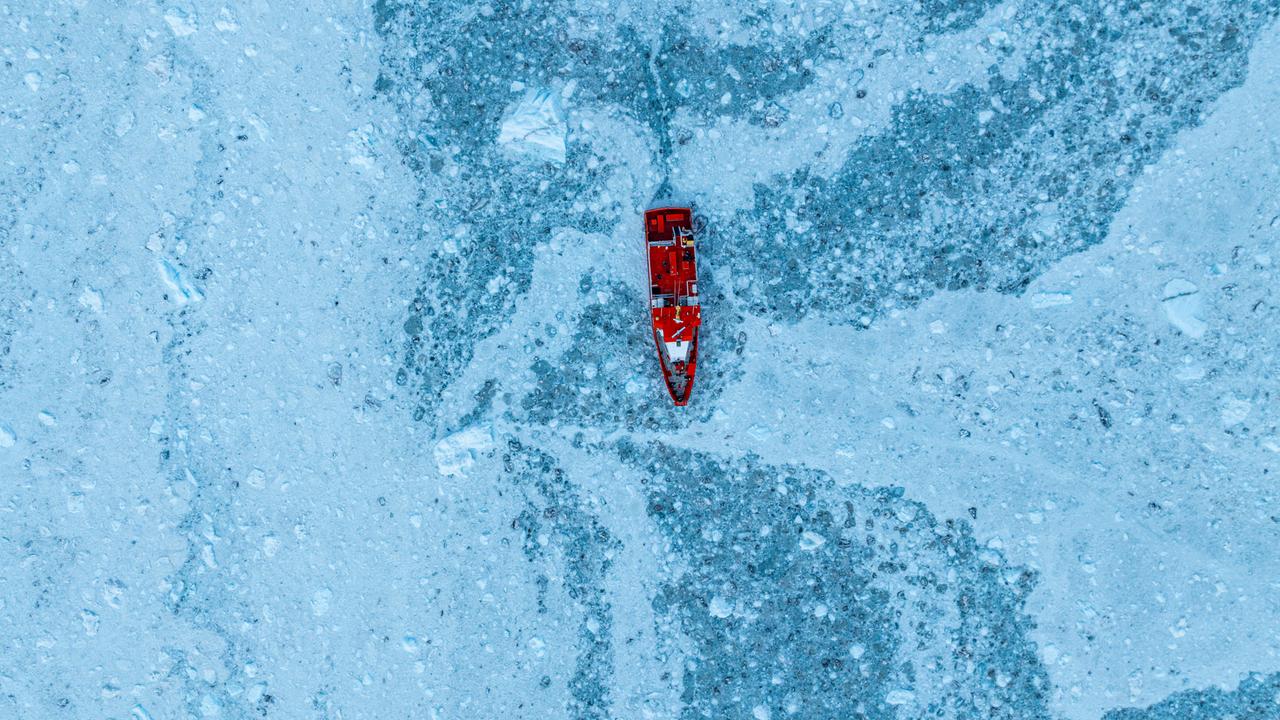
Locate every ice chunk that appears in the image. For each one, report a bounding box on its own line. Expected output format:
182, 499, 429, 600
115, 111, 135, 137
102, 579, 126, 608
164, 12, 197, 37
78, 287, 103, 313
1030, 291, 1073, 309
1161, 279, 1206, 338
433, 425, 495, 477
0, 423, 14, 448
80, 609, 99, 636
312, 588, 332, 617
1220, 396, 1251, 427
709, 595, 733, 618
886, 689, 915, 705
200, 694, 221, 717
1174, 363, 1205, 382
497, 88, 567, 164
799, 531, 826, 551
752, 705, 771, 720
158, 258, 204, 305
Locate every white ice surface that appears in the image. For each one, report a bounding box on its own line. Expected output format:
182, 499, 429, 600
3, 2, 1279, 718
498, 87, 568, 164
650, 26, 1280, 719
433, 425, 496, 477
1161, 279, 1207, 338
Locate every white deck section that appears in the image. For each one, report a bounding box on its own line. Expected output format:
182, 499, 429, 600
663, 339, 691, 363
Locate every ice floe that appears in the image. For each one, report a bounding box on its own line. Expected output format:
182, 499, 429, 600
497, 88, 567, 164
1161, 278, 1206, 338
433, 425, 495, 477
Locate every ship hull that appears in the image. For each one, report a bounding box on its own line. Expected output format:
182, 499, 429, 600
644, 207, 701, 406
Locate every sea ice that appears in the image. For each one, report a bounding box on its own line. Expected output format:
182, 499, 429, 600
312, 589, 332, 617
1161, 279, 1206, 338
798, 531, 826, 551
77, 287, 102, 312
497, 88, 567, 164
433, 425, 495, 477
1220, 397, 1252, 427
158, 259, 204, 306
1030, 291, 1073, 309
886, 689, 915, 705
7, 2, 1280, 719
708, 595, 733, 618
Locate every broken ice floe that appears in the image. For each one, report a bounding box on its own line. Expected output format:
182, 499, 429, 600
798, 530, 826, 551
1161, 279, 1206, 338
497, 88, 566, 164
709, 595, 733, 619
433, 425, 495, 477
1220, 396, 1252, 427
885, 689, 915, 706
1030, 291, 1073, 309
164, 12, 197, 37
158, 258, 204, 305
78, 286, 103, 313
311, 588, 332, 617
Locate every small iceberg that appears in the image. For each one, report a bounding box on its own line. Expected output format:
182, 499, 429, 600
1161, 279, 1206, 338
497, 87, 567, 164
158, 258, 204, 306
434, 425, 495, 477
1030, 291, 1073, 309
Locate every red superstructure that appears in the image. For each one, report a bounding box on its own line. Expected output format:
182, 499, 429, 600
644, 207, 701, 406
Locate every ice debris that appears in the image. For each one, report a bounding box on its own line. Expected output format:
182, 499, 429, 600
1220, 396, 1252, 427
886, 689, 915, 706
1161, 279, 1206, 338
158, 258, 204, 305
799, 530, 826, 551
433, 425, 495, 477
709, 595, 733, 618
497, 88, 567, 164
1030, 291, 1073, 309
164, 12, 197, 37
312, 588, 332, 617
78, 286, 103, 313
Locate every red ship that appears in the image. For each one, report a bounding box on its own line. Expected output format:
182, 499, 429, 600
644, 207, 701, 406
